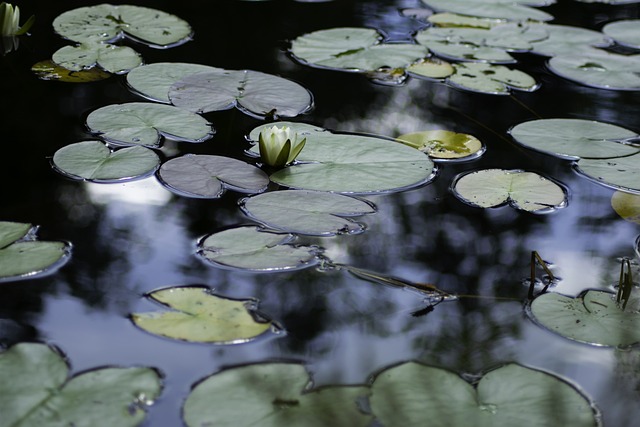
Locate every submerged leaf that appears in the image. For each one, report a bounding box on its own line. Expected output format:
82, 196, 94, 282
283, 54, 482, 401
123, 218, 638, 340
183, 363, 372, 427
158, 155, 268, 198
0, 342, 162, 427
197, 226, 320, 272
452, 169, 567, 213
529, 290, 640, 347
240, 190, 376, 236
370, 361, 598, 426
611, 191, 640, 224
132, 286, 275, 344
53, 141, 160, 182
86, 102, 214, 147
248, 122, 436, 194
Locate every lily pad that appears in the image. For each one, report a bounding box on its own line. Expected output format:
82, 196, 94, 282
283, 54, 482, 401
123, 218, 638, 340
32, 59, 112, 82
0, 342, 162, 427
53, 4, 192, 47
529, 24, 611, 57
248, 122, 436, 194
427, 12, 505, 29
576, 153, 640, 194
396, 130, 484, 160
611, 191, 640, 224
158, 155, 269, 198
168, 70, 313, 118
509, 119, 640, 160
448, 62, 537, 94
126, 62, 225, 103
406, 58, 455, 79
52, 141, 160, 182
239, 190, 376, 236
0, 222, 71, 283
183, 363, 372, 427
131, 286, 275, 344
529, 289, 640, 347
86, 102, 214, 147
52, 43, 143, 74
197, 226, 320, 272
452, 169, 567, 213
290, 27, 429, 72
547, 51, 640, 91
370, 361, 598, 426
603, 20, 640, 49
419, 0, 555, 22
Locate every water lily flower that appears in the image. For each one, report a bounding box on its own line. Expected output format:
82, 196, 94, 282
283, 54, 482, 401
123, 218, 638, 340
258, 125, 306, 168
0, 3, 34, 37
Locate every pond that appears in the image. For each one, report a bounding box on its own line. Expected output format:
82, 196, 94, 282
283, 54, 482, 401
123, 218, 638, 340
1, 0, 640, 426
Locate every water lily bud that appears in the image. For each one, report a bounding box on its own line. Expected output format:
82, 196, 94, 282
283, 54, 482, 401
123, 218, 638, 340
258, 125, 306, 168
0, 3, 35, 37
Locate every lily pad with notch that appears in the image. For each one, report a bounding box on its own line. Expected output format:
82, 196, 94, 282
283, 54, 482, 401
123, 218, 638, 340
0, 221, 71, 283
528, 289, 640, 347
289, 27, 429, 72
183, 362, 372, 427
396, 130, 484, 161
168, 70, 313, 118
86, 102, 214, 148
509, 118, 640, 160
126, 62, 225, 103
53, 4, 192, 47
452, 169, 567, 213
239, 190, 376, 236
547, 51, 640, 91
131, 286, 277, 344
52, 141, 160, 182
576, 153, 640, 194
248, 122, 436, 194
52, 43, 143, 74
419, 0, 555, 22
157, 155, 268, 199
197, 225, 321, 272
0, 342, 162, 427
370, 361, 599, 427
602, 19, 640, 49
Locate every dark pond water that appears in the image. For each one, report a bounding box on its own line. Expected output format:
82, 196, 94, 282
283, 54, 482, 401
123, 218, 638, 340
1, 0, 640, 425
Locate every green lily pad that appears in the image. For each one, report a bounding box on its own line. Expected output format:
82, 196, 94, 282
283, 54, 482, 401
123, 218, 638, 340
31, 59, 112, 82
529, 24, 611, 57
419, 0, 554, 21
131, 286, 275, 344
603, 19, 640, 49
548, 51, 640, 91
248, 122, 435, 194
452, 169, 567, 212
290, 27, 429, 72
370, 362, 598, 427
427, 12, 505, 29
240, 190, 376, 236
183, 363, 372, 427
86, 102, 214, 147
53, 141, 160, 182
0, 222, 71, 283
158, 155, 268, 198
396, 130, 484, 160
509, 119, 640, 160
168, 70, 313, 118
126, 62, 225, 103
447, 62, 537, 95
53, 4, 192, 47
197, 226, 320, 272
415, 23, 548, 63
611, 191, 640, 224
52, 43, 143, 74
0, 342, 162, 427
576, 153, 640, 194
406, 58, 455, 79
529, 289, 640, 347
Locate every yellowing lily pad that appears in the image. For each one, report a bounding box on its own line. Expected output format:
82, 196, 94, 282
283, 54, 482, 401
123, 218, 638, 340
31, 60, 111, 82
612, 191, 640, 224
131, 286, 275, 344
529, 290, 640, 347
452, 169, 567, 213
396, 130, 484, 160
